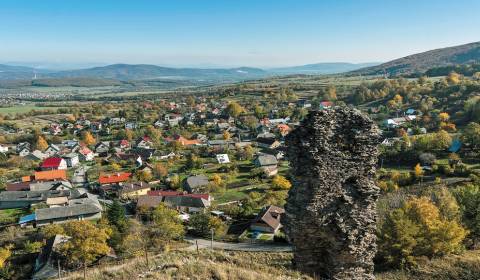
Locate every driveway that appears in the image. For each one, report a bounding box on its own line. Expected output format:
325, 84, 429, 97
185, 237, 292, 252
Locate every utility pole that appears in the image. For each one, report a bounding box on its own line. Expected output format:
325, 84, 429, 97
57, 259, 61, 279
211, 229, 214, 250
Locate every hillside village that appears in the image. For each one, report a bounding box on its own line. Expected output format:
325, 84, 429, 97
0, 68, 480, 279
2, 0, 480, 278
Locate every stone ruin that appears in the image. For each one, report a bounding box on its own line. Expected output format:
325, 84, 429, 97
283, 107, 381, 280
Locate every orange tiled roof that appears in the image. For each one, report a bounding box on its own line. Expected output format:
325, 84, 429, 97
99, 172, 132, 184
34, 170, 67, 181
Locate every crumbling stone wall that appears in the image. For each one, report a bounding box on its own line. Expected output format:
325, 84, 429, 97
283, 107, 380, 280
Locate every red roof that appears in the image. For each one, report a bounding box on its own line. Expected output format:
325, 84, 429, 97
41, 157, 64, 169
99, 172, 132, 184
147, 190, 210, 200
120, 140, 129, 146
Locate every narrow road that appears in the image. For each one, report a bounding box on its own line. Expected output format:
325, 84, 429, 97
72, 165, 90, 187
184, 237, 292, 252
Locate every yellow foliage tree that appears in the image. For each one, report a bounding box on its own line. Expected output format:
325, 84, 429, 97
0, 245, 12, 269
136, 169, 153, 182
222, 130, 231, 140
438, 112, 450, 122
211, 174, 223, 186
82, 131, 96, 146
377, 196, 467, 268
36, 135, 49, 151
272, 175, 292, 190
59, 221, 112, 279
446, 71, 461, 84
154, 163, 168, 179
414, 163, 424, 178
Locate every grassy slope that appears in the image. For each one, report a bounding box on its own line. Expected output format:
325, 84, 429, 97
64, 250, 310, 280
62, 249, 480, 280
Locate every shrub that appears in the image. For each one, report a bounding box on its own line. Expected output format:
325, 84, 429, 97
453, 184, 480, 238
376, 196, 467, 269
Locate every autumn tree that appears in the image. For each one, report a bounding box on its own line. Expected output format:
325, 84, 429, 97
432, 130, 452, 150
414, 163, 424, 178
59, 221, 112, 279
454, 184, 480, 238
446, 71, 461, 84
438, 112, 450, 122
225, 102, 244, 118
189, 212, 227, 238
377, 196, 467, 269
461, 122, 480, 150
135, 169, 153, 182
39, 224, 65, 239
82, 131, 96, 146
272, 175, 292, 190
153, 163, 168, 179
150, 203, 185, 241
222, 130, 231, 140
36, 135, 49, 151
0, 245, 12, 269
321, 85, 337, 101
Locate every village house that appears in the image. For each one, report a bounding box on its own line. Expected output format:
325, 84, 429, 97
19, 191, 103, 227
78, 146, 95, 161
249, 205, 285, 233
95, 141, 111, 156
184, 175, 210, 193
256, 136, 281, 149
17, 142, 31, 157
135, 136, 153, 149
41, 157, 68, 171
45, 144, 61, 157
0, 189, 72, 209
0, 144, 9, 153
164, 113, 184, 127
26, 150, 48, 161
116, 182, 152, 199
62, 153, 79, 168
125, 122, 138, 130
98, 172, 132, 186
216, 154, 230, 164
137, 192, 211, 213
254, 154, 279, 177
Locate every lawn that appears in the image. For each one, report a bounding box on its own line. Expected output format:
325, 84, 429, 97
0, 208, 29, 225
0, 105, 64, 114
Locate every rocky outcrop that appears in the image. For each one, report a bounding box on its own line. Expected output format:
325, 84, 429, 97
283, 107, 380, 279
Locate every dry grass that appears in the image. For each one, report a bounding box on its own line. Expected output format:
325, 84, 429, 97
62, 250, 311, 280
61, 248, 480, 280
377, 250, 480, 280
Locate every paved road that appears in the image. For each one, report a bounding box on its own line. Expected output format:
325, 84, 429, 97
185, 237, 292, 252
72, 165, 90, 187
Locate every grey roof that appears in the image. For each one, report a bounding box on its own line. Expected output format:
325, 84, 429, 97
185, 175, 209, 189
0, 190, 71, 202
163, 196, 210, 208
35, 202, 102, 221
29, 181, 72, 192
255, 154, 278, 166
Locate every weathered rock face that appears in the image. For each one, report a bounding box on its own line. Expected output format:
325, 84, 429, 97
283, 107, 381, 280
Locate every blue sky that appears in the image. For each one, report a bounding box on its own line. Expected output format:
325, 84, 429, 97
0, 0, 479, 68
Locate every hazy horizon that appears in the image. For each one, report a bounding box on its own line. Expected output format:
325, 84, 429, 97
1, 0, 479, 68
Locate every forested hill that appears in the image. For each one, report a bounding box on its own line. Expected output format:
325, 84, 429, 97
350, 41, 480, 76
